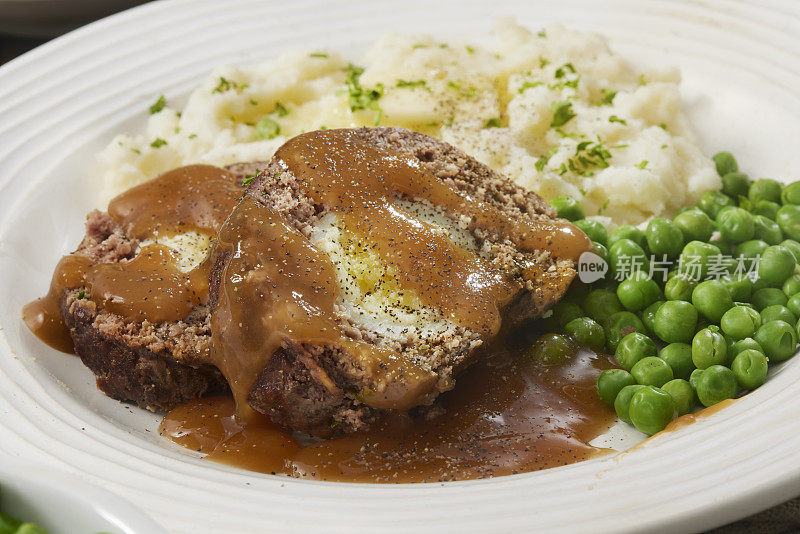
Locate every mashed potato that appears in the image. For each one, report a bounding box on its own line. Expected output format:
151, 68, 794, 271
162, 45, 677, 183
97, 21, 719, 225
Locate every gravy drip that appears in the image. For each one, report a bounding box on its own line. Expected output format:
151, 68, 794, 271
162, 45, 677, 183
161, 341, 617, 482
23, 165, 239, 352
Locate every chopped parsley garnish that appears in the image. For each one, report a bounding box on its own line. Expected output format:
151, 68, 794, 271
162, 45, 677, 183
659, 122, 667, 130
447, 81, 462, 90
636, 160, 649, 170
518, 81, 543, 94
76, 290, 86, 300
466, 45, 475, 54
484, 117, 502, 128
249, 98, 259, 106
255, 118, 280, 139
535, 156, 549, 172
150, 138, 167, 148
212, 76, 247, 94
599, 199, 610, 214
445, 114, 455, 127
242, 171, 261, 186
609, 115, 627, 125
272, 102, 289, 116
550, 101, 576, 127
396, 79, 429, 91
554, 63, 576, 79
345, 63, 383, 124
558, 139, 613, 176
149, 95, 166, 114
188, 133, 197, 139
638, 74, 647, 86
597, 88, 617, 106
309, 52, 328, 58
537, 29, 547, 38
539, 57, 550, 68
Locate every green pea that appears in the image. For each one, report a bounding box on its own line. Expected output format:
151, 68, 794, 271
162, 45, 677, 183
574, 218, 608, 245
781, 181, 800, 205
528, 333, 576, 366
787, 294, 800, 318
720, 274, 752, 302
729, 337, 765, 362
721, 171, 750, 198
552, 300, 584, 329
608, 238, 650, 278
780, 239, 800, 263
752, 287, 788, 310
564, 317, 606, 351
731, 349, 768, 390
777, 205, 800, 241
608, 225, 647, 249
697, 190, 734, 219
689, 368, 704, 391
629, 386, 675, 435
550, 195, 585, 221
664, 274, 697, 301
615, 332, 657, 371
596, 368, 637, 405
593, 242, 609, 264
749, 178, 783, 204
734, 239, 769, 261
641, 300, 664, 336
673, 208, 714, 243
662, 378, 696, 416
720, 305, 761, 339
604, 311, 647, 353
583, 289, 623, 325
659, 343, 695, 380
712, 152, 738, 176
617, 272, 662, 311
696, 365, 737, 407
752, 200, 781, 221
716, 207, 755, 243
753, 215, 783, 245
677, 241, 721, 281
758, 245, 796, 286
645, 218, 684, 258
614, 384, 646, 424
631, 356, 674, 387
760, 304, 796, 325
783, 274, 800, 296
754, 320, 798, 362
692, 326, 728, 369
653, 300, 698, 344
692, 280, 734, 323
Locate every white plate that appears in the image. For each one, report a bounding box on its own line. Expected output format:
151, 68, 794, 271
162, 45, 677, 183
0, 1, 799, 533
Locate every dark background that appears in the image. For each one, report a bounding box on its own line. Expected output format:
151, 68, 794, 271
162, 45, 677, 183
0, 5, 797, 533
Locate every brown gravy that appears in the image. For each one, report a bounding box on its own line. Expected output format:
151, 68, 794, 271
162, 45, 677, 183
161, 339, 617, 482
22, 164, 239, 352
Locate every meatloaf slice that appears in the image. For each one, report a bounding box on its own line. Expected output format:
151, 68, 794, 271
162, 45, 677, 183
213, 127, 581, 436
61, 162, 265, 411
